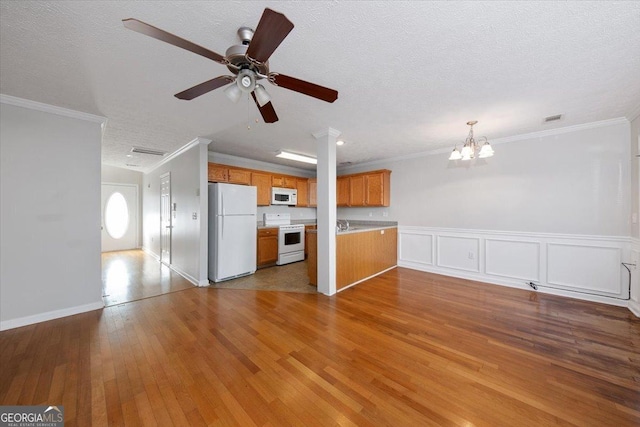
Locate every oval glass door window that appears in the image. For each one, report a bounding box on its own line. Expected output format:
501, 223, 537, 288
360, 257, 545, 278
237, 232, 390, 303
105, 192, 129, 239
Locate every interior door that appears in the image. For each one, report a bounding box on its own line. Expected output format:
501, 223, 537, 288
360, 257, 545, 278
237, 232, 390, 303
160, 173, 171, 266
101, 183, 138, 252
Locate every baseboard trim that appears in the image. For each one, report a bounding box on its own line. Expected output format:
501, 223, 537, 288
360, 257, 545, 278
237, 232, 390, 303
628, 300, 640, 318
398, 261, 628, 307
0, 301, 104, 331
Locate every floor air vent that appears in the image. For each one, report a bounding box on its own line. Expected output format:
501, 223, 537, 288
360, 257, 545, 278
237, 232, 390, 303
131, 146, 167, 156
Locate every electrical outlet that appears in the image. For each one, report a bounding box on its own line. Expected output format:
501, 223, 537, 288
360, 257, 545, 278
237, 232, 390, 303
468, 252, 474, 260
369, 212, 373, 217
192, 212, 198, 220
382, 211, 389, 217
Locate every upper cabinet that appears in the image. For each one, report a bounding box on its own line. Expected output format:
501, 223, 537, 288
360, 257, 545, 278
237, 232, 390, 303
337, 176, 350, 206
208, 162, 390, 208
296, 178, 309, 207
272, 175, 296, 189
207, 163, 251, 185
251, 172, 272, 206
308, 179, 317, 207
339, 169, 391, 207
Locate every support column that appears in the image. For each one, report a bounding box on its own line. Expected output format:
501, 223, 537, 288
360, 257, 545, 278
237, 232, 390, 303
313, 128, 341, 296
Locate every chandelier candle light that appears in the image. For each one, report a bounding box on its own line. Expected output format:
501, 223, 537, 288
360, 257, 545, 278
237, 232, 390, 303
449, 121, 494, 161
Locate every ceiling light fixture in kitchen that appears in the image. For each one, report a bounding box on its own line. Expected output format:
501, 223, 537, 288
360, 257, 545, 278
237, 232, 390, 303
276, 150, 317, 164
448, 121, 494, 161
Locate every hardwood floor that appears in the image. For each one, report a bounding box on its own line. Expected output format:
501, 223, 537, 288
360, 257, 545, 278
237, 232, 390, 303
1, 267, 639, 426
102, 250, 193, 306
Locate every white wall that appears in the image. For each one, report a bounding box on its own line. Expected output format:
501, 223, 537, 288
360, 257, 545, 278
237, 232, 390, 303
209, 152, 317, 222
628, 114, 640, 316
340, 120, 631, 236
0, 98, 105, 330
101, 164, 143, 247
143, 140, 209, 285
340, 119, 636, 307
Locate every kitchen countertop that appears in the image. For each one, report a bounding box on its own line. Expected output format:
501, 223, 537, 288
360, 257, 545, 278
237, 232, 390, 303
257, 219, 316, 229
306, 220, 398, 235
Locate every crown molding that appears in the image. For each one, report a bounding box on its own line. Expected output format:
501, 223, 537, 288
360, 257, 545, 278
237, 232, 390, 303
0, 94, 106, 124
143, 137, 210, 174
627, 104, 640, 122
313, 127, 342, 139
338, 117, 631, 173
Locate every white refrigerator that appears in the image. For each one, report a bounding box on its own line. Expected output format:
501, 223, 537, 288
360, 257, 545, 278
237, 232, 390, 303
208, 183, 257, 282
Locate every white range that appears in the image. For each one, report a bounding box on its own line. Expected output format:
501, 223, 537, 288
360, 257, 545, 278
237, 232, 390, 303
263, 213, 305, 265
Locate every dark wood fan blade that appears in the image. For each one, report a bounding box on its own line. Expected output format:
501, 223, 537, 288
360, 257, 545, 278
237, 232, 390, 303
251, 92, 279, 123
245, 8, 294, 64
122, 18, 226, 64
175, 76, 234, 100
270, 73, 338, 103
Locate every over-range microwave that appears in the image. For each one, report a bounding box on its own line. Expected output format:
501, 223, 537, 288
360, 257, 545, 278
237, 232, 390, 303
271, 187, 297, 205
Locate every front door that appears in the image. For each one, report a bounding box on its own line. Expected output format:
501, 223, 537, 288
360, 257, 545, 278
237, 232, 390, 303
160, 173, 171, 265
101, 183, 138, 252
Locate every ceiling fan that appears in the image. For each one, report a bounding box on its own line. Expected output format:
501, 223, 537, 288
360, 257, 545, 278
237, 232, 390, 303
122, 8, 338, 123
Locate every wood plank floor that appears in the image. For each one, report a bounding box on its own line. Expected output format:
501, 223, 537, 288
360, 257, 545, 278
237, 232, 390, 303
1, 267, 639, 426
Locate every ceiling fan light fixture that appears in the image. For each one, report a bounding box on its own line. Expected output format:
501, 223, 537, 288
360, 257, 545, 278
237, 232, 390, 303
224, 82, 242, 103
236, 69, 256, 93
276, 150, 317, 164
254, 84, 271, 107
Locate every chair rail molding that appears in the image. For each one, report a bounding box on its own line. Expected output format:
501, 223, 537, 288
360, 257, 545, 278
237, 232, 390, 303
398, 226, 634, 309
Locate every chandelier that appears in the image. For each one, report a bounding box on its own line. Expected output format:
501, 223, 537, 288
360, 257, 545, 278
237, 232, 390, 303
448, 121, 494, 161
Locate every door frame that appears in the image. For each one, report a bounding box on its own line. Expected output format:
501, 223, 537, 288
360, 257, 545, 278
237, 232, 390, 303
160, 172, 172, 266
101, 182, 139, 252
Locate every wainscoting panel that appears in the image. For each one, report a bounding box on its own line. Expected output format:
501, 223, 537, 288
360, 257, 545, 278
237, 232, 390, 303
485, 239, 540, 282
547, 243, 622, 297
398, 231, 434, 265
398, 226, 632, 307
437, 235, 480, 272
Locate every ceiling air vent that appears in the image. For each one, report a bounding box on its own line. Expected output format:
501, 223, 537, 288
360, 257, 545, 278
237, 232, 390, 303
131, 146, 167, 156
543, 114, 563, 123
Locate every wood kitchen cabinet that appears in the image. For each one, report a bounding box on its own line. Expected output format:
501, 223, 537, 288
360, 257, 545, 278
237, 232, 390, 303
272, 175, 296, 189
337, 176, 350, 206
251, 172, 272, 206
304, 224, 316, 257
257, 228, 278, 267
208, 164, 228, 182
335, 169, 391, 207
349, 175, 366, 206
308, 179, 317, 207
296, 178, 309, 207
207, 163, 251, 185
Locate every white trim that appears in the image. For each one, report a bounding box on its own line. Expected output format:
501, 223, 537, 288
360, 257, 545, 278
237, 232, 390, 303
399, 225, 631, 243
398, 261, 628, 307
208, 151, 315, 177
398, 225, 632, 304
312, 127, 342, 139
144, 137, 211, 174
0, 94, 106, 124
629, 300, 640, 318
336, 265, 397, 293
627, 104, 640, 122
338, 117, 629, 173
167, 263, 200, 287
142, 246, 160, 261
0, 301, 104, 331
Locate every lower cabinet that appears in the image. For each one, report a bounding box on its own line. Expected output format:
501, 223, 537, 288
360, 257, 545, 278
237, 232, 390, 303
304, 225, 317, 257
257, 228, 278, 267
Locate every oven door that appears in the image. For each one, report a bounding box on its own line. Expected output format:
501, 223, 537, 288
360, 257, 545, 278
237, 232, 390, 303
278, 227, 304, 254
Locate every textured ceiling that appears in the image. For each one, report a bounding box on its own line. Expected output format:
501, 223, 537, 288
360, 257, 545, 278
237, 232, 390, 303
1, 1, 639, 171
